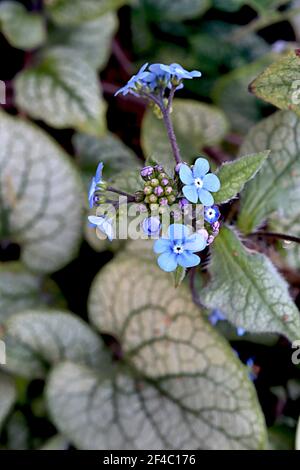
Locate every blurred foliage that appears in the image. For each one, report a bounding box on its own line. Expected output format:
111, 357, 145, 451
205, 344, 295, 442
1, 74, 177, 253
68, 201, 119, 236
0, 0, 300, 451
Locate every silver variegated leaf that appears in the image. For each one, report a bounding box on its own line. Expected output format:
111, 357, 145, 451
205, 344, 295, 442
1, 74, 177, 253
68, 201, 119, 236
15, 47, 107, 136
238, 110, 300, 233
202, 226, 300, 342
4, 310, 109, 379
0, 111, 83, 273
46, 257, 267, 450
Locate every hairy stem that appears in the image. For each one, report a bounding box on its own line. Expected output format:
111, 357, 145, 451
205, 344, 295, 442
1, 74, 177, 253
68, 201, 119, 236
161, 104, 182, 165
107, 186, 136, 201
248, 231, 300, 244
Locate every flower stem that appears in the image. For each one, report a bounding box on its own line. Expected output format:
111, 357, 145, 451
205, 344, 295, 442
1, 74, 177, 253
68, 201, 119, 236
107, 186, 136, 201
248, 231, 300, 245
160, 104, 182, 166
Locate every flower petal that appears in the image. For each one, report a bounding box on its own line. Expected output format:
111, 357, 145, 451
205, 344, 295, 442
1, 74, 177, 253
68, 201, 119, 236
193, 158, 210, 178
183, 184, 198, 203
100, 219, 113, 241
184, 233, 206, 252
168, 224, 190, 241
88, 178, 96, 207
203, 173, 220, 192
88, 215, 103, 226
157, 252, 178, 272
177, 252, 200, 268
95, 162, 103, 182
153, 238, 171, 254
198, 188, 214, 206
179, 164, 194, 184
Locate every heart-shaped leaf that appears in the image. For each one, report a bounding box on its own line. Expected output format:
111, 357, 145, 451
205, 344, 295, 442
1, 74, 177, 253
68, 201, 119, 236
249, 49, 300, 116
141, 99, 228, 169
0, 111, 83, 273
45, 0, 131, 26
73, 131, 141, 180
202, 226, 300, 341
4, 310, 109, 379
0, 372, 16, 431
0, 1, 46, 50
15, 47, 107, 136
214, 151, 270, 204
46, 256, 266, 450
48, 13, 118, 70
237, 110, 300, 233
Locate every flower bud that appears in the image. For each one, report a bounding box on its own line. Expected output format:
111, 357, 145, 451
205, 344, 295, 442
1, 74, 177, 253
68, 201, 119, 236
164, 186, 173, 195
207, 235, 215, 245
179, 198, 189, 209
149, 194, 158, 203
154, 186, 164, 197
161, 178, 169, 187
167, 194, 176, 204
150, 178, 159, 187
96, 181, 108, 191
143, 185, 153, 195
154, 164, 164, 173
93, 195, 106, 205
159, 198, 168, 206
158, 172, 167, 181
140, 166, 154, 179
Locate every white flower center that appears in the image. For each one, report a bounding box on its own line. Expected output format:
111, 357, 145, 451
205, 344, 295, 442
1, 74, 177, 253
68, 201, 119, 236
194, 177, 203, 189
173, 244, 184, 254
207, 209, 214, 217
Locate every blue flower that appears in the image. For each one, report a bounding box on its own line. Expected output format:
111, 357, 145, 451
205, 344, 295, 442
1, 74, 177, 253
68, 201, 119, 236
179, 158, 220, 206
160, 63, 201, 80
204, 205, 220, 224
115, 63, 150, 96
88, 215, 114, 241
209, 309, 226, 326
237, 327, 246, 337
153, 224, 206, 272
142, 216, 161, 236
88, 162, 104, 208
144, 63, 171, 90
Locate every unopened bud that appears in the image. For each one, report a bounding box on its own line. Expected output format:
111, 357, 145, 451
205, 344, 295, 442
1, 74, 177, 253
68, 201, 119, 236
149, 194, 158, 203
150, 178, 159, 187
143, 185, 153, 195
154, 186, 164, 197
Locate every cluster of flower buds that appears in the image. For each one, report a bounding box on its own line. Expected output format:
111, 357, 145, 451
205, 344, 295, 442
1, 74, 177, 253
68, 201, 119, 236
138, 165, 177, 210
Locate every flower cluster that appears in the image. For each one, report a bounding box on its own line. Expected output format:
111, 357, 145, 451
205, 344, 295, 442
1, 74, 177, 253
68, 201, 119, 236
87, 62, 223, 276
140, 164, 177, 209
115, 63, 201, 97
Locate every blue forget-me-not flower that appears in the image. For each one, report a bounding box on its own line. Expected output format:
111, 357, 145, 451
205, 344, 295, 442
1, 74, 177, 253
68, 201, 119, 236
160, 63, 201, 80
204, 205, 220, 224
88, 215, 114, 241
179, 157, 220, 206
88, 162, 104, 208
115, 63, 149, 96
154, 223, 206, 272
142, 216, 161, 236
